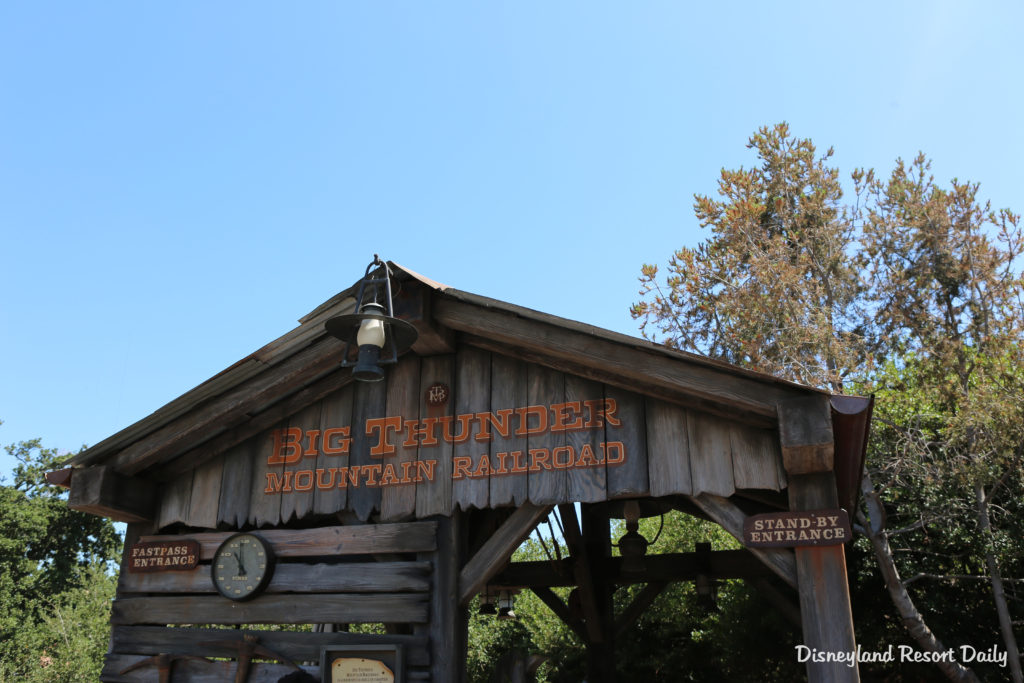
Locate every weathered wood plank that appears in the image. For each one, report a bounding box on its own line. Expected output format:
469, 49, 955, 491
217, 438, 255, 528
110, 593, 430, 625
458, 503, 552, 605
645, 399, 692, 497
380, 355, 422, 521
489, 354, 529, 507
453, 347, 491, 511
730, 424, 783, 491
140, 521, 438, 560
120, 561, 432, 594
526, 365, 566, 505
68, 466, 157, 523
566, 376, 607, 503
156, 369, 354, 481
185, 453, 224, 530
778, 394, 835, 475
313, 384, 353, 516
102, 655, 315, 683
432, 297, 806, 422
605, 387, 649, 498
687, 412, 736, 497
280, 401, 322, 524
416, 355, 455, 518
109, 625, 430, 666
349, 379, 388, 521
248, 420, 285, 528
157, 471, 193, 530
430, 512, 467, 683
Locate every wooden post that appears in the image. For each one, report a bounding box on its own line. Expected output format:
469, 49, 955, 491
581, 504, 616, 683
425, 511, 467, 683
780, 397, 859, 683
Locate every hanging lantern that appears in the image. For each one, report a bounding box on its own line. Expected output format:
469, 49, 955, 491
496, 590, 517, 620
325, 256, 418, 381
617, 500, 649, 574
478, 590, 497, 616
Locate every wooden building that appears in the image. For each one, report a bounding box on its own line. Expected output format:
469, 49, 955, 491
57, 262, 872, 682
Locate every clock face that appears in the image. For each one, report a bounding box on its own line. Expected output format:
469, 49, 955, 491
212, 533, 275, 601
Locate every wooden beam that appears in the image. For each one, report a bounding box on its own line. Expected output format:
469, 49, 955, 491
687, 493, 797, 588
68, 466, 156, 523
433, 297, 809, 424
156, 369, 354, 480
559, 504, 605, 643
110, 593, 429, 626
492, 549, 775, 588
458, 504, 552, 606
530, 587, 587, 641
789, 471, 860, 682
614, 582, 667, 639
109, 625, 431, 667
778, 395, 835, 475
112, 338, 348, 476
139, 521, 438, 560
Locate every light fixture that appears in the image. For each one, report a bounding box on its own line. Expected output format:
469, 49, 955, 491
496, 590, 517, 620
325, 256, 418, 382
617, 500, 649, 574
478, 590, 497, 616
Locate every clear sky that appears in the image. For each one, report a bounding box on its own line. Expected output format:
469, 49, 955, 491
1, 1, 1021, 477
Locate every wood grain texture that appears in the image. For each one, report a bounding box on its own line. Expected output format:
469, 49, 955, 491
349, 379, 388, 521
488, 354, 529, 507
217, 437, 255, 529
185, 453, 224, 530
110, 593, 430, 625
526, 365, 566, 505
605, 387, 649, 498
120, 561, 432, 594
687, 412, 736, 497
157, 471, 193, 530
248, 420, 285, 528
730, 424, 783, 491
280, 401, 322, 524
432, 297, 805, 421
566, 376, 607, 503
416, 355, 455, 518
109, 625, 430, 666
645, 399, 692, 497
140, 522, 438, 560
380, 355, 422, 521
452, 347, 491, 511
313, 384, 353, 516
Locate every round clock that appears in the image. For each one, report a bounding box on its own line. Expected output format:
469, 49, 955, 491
211, 532, 276, 601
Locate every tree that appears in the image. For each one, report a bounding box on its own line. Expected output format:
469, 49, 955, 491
0, 431, 122, 681
632, 125, 1024, 681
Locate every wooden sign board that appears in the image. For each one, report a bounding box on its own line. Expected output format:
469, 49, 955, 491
742, 509, 851, 548
126, 539, 200, 572
321, 644, 403, 683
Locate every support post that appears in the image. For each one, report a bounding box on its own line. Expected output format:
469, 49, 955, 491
581, 504, 616, 683
423, 512, 467, 683
780, 397, 859, 683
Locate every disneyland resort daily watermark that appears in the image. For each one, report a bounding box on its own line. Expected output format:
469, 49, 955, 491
795, 643, 1008, 669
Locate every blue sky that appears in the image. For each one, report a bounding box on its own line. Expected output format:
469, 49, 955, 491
1, 1, 1021, 477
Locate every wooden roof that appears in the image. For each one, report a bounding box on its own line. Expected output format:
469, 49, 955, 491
65, 262, 872, 523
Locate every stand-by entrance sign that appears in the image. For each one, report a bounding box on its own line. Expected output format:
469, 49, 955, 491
743, 509, 851, 547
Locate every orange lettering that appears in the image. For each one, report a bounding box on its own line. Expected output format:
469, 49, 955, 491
322, 427, 351, 455
550, 402, 584, 432
552, 445, 575, 468
584, 399, 622, 428
515, 406, 549, 436
440, 414, 474, 444
403, 418, 441, 448
472, 454, 492, 477
529, 448, 551, 472
303, 430, 321, 457
293, 469, 314, 491
268, 427, 303, 465
474, 409, 514, 441
452, 456, 473, 479
366, 417, 403, 456
416, 459, 437, 482
602, 441, 626, 464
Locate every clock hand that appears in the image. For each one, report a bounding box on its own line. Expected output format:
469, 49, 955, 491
233, 551, 247, 576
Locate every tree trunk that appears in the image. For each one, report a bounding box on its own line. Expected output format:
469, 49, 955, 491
975, 483, 1023, 683
859, 473, 980, 683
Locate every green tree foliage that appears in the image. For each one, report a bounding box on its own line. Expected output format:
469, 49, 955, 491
631, 123, 1024, 681
0, 433, 122, 681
